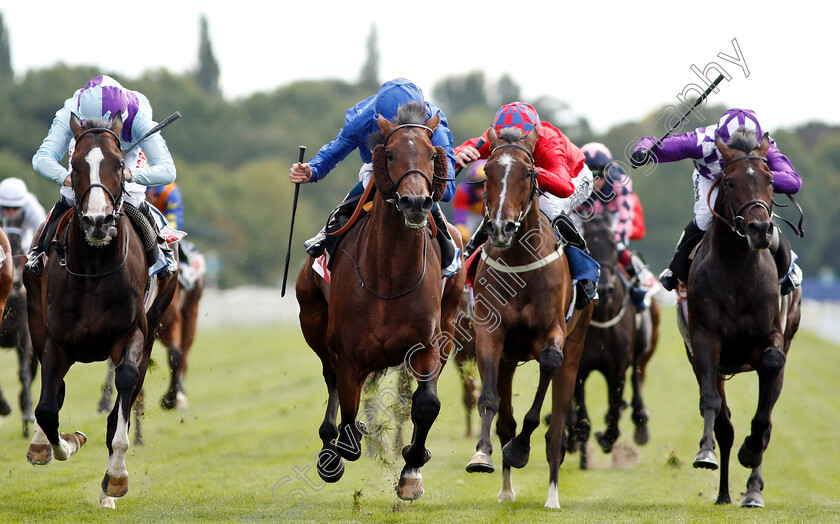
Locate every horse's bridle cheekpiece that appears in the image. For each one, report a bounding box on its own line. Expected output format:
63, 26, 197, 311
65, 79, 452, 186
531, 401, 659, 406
73, 127, 125, 219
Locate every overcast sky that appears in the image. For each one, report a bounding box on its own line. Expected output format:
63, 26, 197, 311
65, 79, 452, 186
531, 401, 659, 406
2, 1, 835, 134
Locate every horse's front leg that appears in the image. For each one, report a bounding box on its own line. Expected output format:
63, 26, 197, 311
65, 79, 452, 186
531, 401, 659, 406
316, 368, 344, 483
18, 335, 37, 437
97, 360, 115, 414
496, 359, 517, 502
738, 333, 786, 470
160, 324, 185, 411
594, 361, 628, 454
334, 358, 364, 463
28, 340, 84, 465
690, 327, 723, 469
503, 326, 565, 470
466, 328, 505, 474
100, 329, 146, 509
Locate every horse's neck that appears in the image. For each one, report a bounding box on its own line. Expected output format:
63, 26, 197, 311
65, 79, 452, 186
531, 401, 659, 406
363, 196, 428, 273
66, 215, 128, 271
707, 219, 759, 266
493, 206, 556, 264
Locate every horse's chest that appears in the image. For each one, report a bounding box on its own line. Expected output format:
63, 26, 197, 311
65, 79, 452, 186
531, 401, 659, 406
46, 284, 140, 345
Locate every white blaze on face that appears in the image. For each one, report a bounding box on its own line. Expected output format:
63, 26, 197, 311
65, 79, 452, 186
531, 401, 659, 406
84, 147, 110, 217
496, 153, 514, 222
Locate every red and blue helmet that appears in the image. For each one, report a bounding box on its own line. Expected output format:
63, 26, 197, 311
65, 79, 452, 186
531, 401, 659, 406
493, 102, 540, 135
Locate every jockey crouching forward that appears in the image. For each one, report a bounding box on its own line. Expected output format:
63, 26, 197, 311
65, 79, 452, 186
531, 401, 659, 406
289, 78, 461, 277
455, 102, 598, 307
575, 142, 659, 310
28, 75, 177, 278
631, 108, 802, 295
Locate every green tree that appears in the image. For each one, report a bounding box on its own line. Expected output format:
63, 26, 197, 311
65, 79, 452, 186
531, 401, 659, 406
358, 25, 380, 91
194, 15, 220, 95
0, 12, 12, 85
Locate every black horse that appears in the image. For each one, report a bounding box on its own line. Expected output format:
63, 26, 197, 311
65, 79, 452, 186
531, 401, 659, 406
23, 113, 177, 508
0, 217, 37, 437
676, 128, 802, 507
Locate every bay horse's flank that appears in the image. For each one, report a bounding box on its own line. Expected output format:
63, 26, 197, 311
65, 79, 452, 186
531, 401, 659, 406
464, 126, 593, 508
23, 112, 177, 508
296, 102, 465, 500
678, 127, 801, 507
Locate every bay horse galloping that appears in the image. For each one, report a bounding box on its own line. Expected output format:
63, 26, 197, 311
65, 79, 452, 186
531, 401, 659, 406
23, 113, 177, 508
567, 213, 656, 469
677, 128, 801, 507
296, 102, 465, 500
0, 219, 37, 437
464, 127, 592, 508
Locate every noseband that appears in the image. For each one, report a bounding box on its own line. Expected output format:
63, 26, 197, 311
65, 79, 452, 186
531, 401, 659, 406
483, 143, 539, 230
73, 127, 125, 219
709, 155, 772, 237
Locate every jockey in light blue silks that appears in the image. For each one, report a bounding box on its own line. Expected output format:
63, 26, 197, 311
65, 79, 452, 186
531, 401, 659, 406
28, 75, 177, 277
288, 78, 461, 277
631, 108, 802, 295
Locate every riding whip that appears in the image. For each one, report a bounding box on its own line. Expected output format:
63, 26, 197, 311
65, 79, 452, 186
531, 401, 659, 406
124, 112, 182, 153
281, 146, 306, 297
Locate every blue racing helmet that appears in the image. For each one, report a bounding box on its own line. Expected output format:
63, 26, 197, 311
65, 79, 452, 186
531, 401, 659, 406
374, 78, 424, 121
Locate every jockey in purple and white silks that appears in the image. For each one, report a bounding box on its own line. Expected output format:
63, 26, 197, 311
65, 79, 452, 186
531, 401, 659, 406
28, 75, 177, 277
631, 108, 802, 294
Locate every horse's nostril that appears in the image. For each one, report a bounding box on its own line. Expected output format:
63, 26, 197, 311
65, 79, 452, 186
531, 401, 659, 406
421, 196, 433, 213
485, 221, 496, 235
104, 213, 115, 225
503, 221, 517, 236
398, 196, 412, 211
81, 216, 94, 228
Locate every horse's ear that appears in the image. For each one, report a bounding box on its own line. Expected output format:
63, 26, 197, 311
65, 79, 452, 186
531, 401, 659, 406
425, 112, 440, 133
758, 132, 771, 156
109, 110, 124, 137
377, 114, 395, 135
487, 127, 501, 149
69, 113, 83, 139
432, 146, 448, 201
716, 136, 734, 162
523, 127, 538, 151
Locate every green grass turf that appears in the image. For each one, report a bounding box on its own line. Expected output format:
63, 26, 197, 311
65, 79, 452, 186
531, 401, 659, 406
0, 306, 838, 522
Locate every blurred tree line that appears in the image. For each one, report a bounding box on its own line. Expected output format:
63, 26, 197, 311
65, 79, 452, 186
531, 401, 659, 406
0, 20, 833, 288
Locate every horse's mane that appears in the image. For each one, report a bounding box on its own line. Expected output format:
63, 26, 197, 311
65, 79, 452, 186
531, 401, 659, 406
367, 101, 429, 147
726, 126, 760, 154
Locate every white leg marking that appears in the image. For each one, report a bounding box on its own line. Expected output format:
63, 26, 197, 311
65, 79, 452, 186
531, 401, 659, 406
84, 147, 109, 216
107, 403, 130, 478
99, 489, 117, 509
498, 467, 516, 502
495, 153, 514, 222
545, 481, 560, 509
52, 434, 73, 461
31, 421, 49, 445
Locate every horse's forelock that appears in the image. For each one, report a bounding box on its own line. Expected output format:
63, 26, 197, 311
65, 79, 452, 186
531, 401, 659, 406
498, 127, 525, 144
726, 126, 760, 154
81, 117, 111, 131
395, 101, 428, 125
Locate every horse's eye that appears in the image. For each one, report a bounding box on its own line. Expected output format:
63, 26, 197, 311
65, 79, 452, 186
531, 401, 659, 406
726, 179, 735, 189
385, 150, 393, 161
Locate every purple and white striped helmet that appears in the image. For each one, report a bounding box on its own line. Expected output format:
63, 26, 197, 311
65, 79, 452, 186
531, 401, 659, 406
715, 108, 763, 145
75, 75, 129, 123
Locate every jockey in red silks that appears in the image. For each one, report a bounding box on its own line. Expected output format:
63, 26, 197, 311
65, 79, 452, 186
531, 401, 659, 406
631, 108, 802, 295
455, 101, 598, 307
575, 142, 659, 308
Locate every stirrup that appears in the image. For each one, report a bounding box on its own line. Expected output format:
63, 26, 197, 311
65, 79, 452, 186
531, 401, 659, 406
304, 229, 327, 257
25, 252, 44, 277
659, 268, 679, 292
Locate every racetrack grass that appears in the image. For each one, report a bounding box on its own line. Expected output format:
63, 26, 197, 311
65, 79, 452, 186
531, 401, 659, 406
0, 305, 838, 522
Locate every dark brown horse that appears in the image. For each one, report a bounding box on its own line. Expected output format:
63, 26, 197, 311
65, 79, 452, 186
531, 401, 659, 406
676, 128, 801, 507
296, 102, 465, 500
566, 213, 658, 469
0, 219, 37, 437
23, 113, 177, 509
0, 227, 15, 416
464, 126, 592, 508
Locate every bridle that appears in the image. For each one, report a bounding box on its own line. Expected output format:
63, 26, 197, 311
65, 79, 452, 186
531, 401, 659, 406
72, 127, 125, 220
708, 155, 772, 237
383, 124, 438, 205
480, 143, 541, 232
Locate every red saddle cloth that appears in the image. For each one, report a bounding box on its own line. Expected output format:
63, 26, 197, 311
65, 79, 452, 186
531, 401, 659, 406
464, 244, 485, 288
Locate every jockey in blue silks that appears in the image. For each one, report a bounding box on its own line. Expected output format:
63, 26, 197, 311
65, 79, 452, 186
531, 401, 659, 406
28, 74, 177, 277
289, 78, 461, 277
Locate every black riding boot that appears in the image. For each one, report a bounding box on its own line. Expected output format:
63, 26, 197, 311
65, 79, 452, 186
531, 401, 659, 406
124, 201, 172, 277
660, 220, 705, 291
304, 194, 364, 258
25, 197, 73, 277
430, 205, 459, 276
463, 217, 488, 258
552, 213, 596, 309
771, 228, 800, 295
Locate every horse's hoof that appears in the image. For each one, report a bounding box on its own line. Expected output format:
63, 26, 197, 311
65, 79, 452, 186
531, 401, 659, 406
99, 489, 116, 509
0, 397, 11, 416
737, 440, 763, 469
741, 490, 764, 508
335, 425, 363, 462
498, 488, 516, 502
316, 449, 345, 483
63, 431, 87, 449
101, 472, 129, 498
634, 425, 650, 446
466, 451, 494, 473
27, 443, 52, 465
175, 392, 188, 411
715, 495, 732, 505
594, 431, 614, 454
693, 449, 719, 470
502, 441, 530, 469
401, 445, 432, 466
396, 467, 424, 501
96, 399, 113, 414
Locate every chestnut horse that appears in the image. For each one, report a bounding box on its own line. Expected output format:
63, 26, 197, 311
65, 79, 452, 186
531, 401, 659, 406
566, 213, 658, 469
676, 128, 801, 507
296, 102, 465, 500
464, 126, 592, 508
0, 219, 37, 437
23, 113, 177, 508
